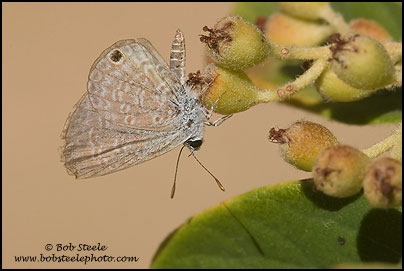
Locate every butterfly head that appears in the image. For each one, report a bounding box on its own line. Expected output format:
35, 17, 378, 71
185, 137, 203, 152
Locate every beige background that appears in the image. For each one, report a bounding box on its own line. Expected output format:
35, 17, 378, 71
2, 2, 398, 269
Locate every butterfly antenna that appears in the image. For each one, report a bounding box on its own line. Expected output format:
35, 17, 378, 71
190, 152, 225, 192
171, 145, 186, 199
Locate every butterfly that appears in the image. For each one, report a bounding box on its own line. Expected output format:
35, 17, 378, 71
60, 29, 230, 197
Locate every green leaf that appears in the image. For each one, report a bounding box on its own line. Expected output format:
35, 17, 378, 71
233, 2, 402, 125
151, 180, 402, 269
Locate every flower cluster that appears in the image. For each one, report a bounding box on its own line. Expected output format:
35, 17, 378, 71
192, 3, 401, 114
269, 121, 402, 208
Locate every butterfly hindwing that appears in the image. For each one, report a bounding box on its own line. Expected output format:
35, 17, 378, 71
60, 93, 182, 178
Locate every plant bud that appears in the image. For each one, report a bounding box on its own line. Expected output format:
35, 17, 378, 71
269, 121, 339, 172
199, 64, 261, 115
200, 16, 270, 70
363, 157, 402, 208
313, 145, 371, 198
315, 67, 376, 102
276, 2, 329, 21
265, 12, 334, 46
330, 34, 395, 90
349, 19, 392, 42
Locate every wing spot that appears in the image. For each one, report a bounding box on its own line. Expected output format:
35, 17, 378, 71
110, 50, 123, 63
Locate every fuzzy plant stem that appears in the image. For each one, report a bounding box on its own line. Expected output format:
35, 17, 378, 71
383, 41, 402, 63
362, 123, 402, 160
318, 4, 351, 36
393, 65, 402, 87
390, 127, 402, 161
269, 43, 332, 60
276, 59, 329, 99
256, 58, 329, 103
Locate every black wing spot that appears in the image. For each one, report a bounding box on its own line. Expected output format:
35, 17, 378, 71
110, 50, 123, 62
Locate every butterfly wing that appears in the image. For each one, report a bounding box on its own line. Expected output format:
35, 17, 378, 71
60, 39, 187, 179
135, 38, 186, 95
87, 39, 182, 130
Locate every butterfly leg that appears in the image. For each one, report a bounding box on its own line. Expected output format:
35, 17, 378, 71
203, 90, 232, 126
203, 89, 228, 121
205, 114, 233, 127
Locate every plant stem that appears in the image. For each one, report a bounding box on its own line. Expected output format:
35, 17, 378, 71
319, 4, 351, 36
278, 59, 329, 99
256, 59, 329, 102
383, 41, 402, 63
386, 64, 403, 89
269, 43, 332, 60
391, 129, 402, 161
362, 123, 403, 159
393, 65, 402, 87
255, 88, 279, 103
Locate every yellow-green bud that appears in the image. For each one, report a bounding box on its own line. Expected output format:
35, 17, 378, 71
200, 64, 261, 115
276, 2, 329, 21
315, 67, 376, 102
265, 12, 334, 47
330, 34, 395, 90
313, 145, 371, 198
269, 121, 339, 172
363, 157, 402, 208
200, 16, 270, 71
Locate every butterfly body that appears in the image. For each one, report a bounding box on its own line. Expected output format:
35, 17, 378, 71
60, 30, 208, 179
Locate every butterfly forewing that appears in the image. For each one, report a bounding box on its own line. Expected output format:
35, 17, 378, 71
87, 40, 180, 130
136, 38, 185, 91
61, 39, 189, 178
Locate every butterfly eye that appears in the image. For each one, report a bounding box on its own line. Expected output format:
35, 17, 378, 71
187, 139, 203, 150
109, 49, 124, 63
